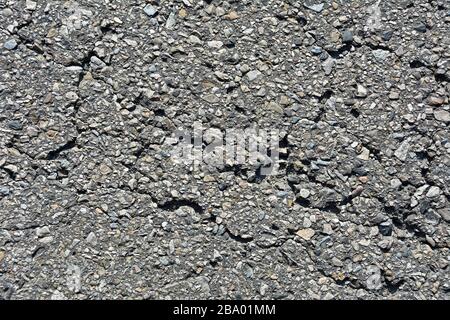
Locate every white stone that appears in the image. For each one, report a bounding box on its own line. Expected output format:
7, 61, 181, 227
426, 186, 440, 198
143, 5, 158, 17
207, 40, 223, 49
26, 0, 37, 11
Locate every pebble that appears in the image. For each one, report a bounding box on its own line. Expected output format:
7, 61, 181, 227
378, 221, 392, 236
86, 232, 98, 245
342, 30, 353, 43
322, 58, 335, 75
437, 208, 450, 222
394, 140, 410, 161
299, 189, 310, 199
25, 0, 37, 11
296, 228, 315, 240
66, 265, 82, 293
366, 266, 382, 290
381, 30, 394, 41
372, 49, 390, 62
0, 186, 10, 196
3, 39, 18, 50
426, 186, 440, 198
207, 40, 223, 49
311, 46, 322, 55
428, 96, 445, 106
143, 5, 158, 17
414, 22, 427, 33
165, 12, 177, 29
304, 3, 324, 13
224, 11, 239, 20
8, 120, 23, 130
36, 226, 50, 238
390, 178, 402, 189
246, 70, 261, 81
2, 8, 13, 16
202, 94, 220, 104
433, 110, 450, 122
356, 84, 368, 98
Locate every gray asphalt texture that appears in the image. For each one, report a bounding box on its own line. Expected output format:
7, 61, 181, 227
0, 0, 449, 299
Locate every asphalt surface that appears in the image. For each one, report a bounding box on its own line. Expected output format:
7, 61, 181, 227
0, 0, 449, 299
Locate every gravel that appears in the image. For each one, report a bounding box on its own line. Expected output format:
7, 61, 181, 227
0, 0, 449, 300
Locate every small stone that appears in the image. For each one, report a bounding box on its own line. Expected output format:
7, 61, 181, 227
357, 147, 370, 160
304, 3, 324, 13
390, 178, 402, 189
358, 176, 369, 184
203, 175, 216, 182
143, 5, 158, 17
342, 30, 353, 43
25, 0, 37, 11
202, 94, 220, 104
378, 221, 392, 236
389, 91, 400, 100
330, 30, 341, 43
65, 91, 79, 101
437, 208, 450, 222
299, 189, 310, 198
90, 56, 106, 69
428, 96, 445, 106
0, 186, 10, 196
2, 8, 13, 16
36, 226, 50, 238
356, 84, 368, 98
166, 12, 177, 29
394, 140, 410, 161
8, 120, 23, 130
332, 257, 343, 267
224, 11, 239, 20
311, 46, 322, 55
99, 163, 112, 175
366, 266, 382, 290
322, 58, 335, 75
323, 224, 333, 235
86, 232, 97, 245
265, 102, 283, 113
426, 186, 440, 198
50, 290, 67, 300
351, 185, 364, 198
66, 265, 82, 293
381, 30, 394, 41
414, 22, 427, 33
255, 87, 266, 97
279, 95, 291, 106
260, 283, 269, 296
246, 70, 261, 81
323, 293, 334, 300
372, 49, 390, 62
214, 71, 229, 81
425, 235, 435, 247
207, 40, 223, 49
179, 8, 187, 18
433, 110, 450, 122
188, 35, 202, 45
39, 236, 53, 244
378, 237, 393, 251
296, 228, 315, 240
3, 39, 18, 50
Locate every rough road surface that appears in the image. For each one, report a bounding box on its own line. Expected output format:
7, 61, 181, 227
1, 0, 449, 299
